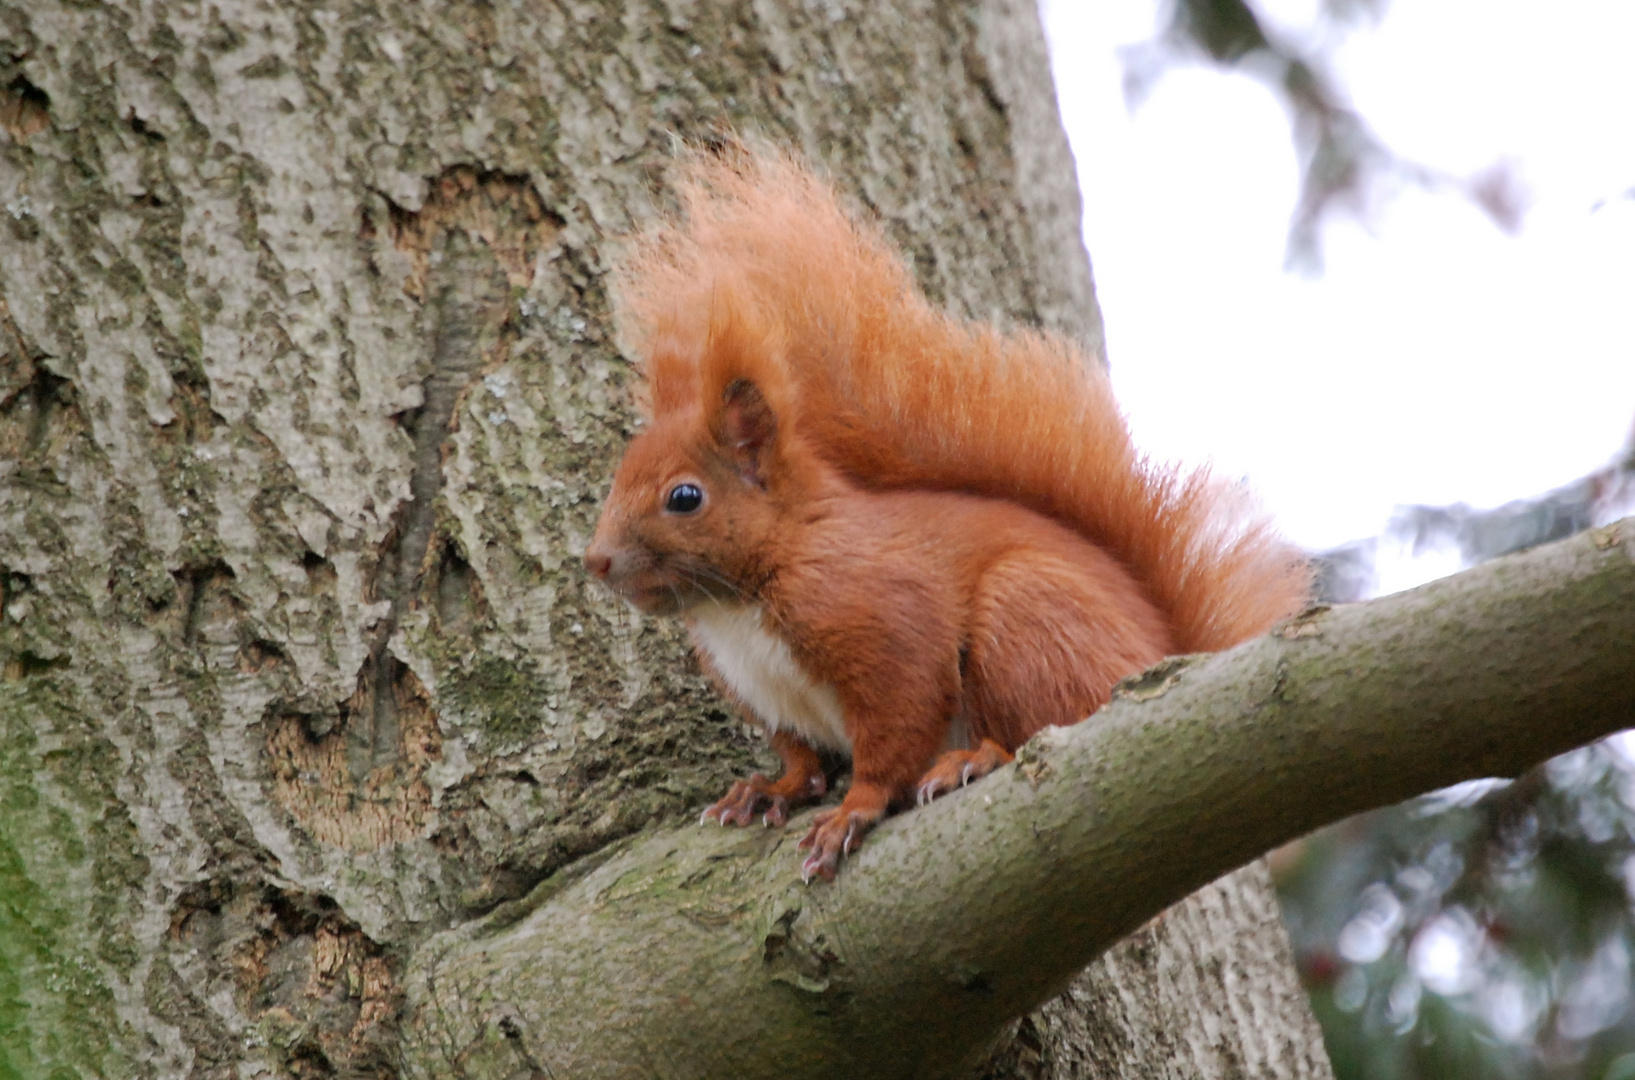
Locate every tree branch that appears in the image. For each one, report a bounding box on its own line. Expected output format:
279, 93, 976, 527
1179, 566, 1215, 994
399, 518, 1635, 1080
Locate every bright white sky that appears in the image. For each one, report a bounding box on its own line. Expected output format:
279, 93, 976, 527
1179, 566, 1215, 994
1040, 0, 1635, 570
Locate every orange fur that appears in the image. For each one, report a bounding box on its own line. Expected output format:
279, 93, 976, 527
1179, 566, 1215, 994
587, 145, 1310, 880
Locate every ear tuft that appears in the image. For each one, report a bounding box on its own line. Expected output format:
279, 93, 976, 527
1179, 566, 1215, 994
718, 379, 777, 486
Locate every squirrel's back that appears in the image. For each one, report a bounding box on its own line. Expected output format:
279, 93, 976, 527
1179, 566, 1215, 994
615, 146, 1309, 653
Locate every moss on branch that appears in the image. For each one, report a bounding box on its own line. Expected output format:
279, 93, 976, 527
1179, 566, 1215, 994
399, 520, 1635, 1080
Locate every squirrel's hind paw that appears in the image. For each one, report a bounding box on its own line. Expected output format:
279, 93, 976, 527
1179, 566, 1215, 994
913, 739, 1014, 806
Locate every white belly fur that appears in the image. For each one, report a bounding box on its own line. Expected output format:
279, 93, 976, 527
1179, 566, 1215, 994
688, 602, 852, 754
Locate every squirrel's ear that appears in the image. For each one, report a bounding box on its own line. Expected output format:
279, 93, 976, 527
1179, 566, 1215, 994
718, 378, 777, 487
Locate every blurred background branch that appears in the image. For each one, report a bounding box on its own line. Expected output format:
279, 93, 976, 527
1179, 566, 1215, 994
1123, 0, 1527, 270
1284, 422, 1635, 1080
1046, 2, 1635, 1074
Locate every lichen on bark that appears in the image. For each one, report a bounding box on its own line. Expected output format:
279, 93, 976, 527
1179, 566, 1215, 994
0, 0, 1331, 1075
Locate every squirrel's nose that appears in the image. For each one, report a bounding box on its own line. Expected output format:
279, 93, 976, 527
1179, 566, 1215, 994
584, 550, 613, 580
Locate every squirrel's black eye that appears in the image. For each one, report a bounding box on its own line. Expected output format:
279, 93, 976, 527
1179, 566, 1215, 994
665, 483, 704, 514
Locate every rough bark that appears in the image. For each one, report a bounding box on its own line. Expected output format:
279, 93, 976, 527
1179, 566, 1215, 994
0, 0, 1330, 1076
394, 518, 1635, 1078
977, 861, 1334, 1080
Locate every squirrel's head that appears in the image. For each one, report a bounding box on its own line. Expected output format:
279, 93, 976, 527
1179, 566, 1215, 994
585, 376, 801, 616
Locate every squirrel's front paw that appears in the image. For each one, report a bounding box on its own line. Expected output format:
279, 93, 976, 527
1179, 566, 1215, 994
701, 768, 827, 828
700, 776, 788, 827
797, 806, 880, 882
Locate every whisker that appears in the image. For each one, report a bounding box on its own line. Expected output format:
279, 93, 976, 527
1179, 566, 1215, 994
693, 565, 749, 603
673, 558, 750, 605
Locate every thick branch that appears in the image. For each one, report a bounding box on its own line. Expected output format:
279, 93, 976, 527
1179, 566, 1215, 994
399, 519, 1635, 1080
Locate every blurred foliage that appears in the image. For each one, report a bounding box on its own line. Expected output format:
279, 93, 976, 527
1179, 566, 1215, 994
1142, 6, 1635, 1074
1280, 426, 1635, 1079
1128, 0, 1526, 269
1277, 750, 1635, 1080
1312, 421, 1634, 603
1387, 428, 1635, 572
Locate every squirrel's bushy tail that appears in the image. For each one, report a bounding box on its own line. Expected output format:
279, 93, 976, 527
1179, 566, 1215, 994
616, 146, 1309, 651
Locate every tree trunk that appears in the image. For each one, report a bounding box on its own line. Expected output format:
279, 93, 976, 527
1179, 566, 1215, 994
392, 515, 1635, 1077
979, 862, 1334, 1080
0, 0, 1328, 1076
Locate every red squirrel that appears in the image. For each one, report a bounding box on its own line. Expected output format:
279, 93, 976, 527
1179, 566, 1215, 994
584, 147, 1309, 882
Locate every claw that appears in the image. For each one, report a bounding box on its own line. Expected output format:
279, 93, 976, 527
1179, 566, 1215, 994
801, 850, 836, 883
913, 741, 1015, 809
703, 765, 824, 834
